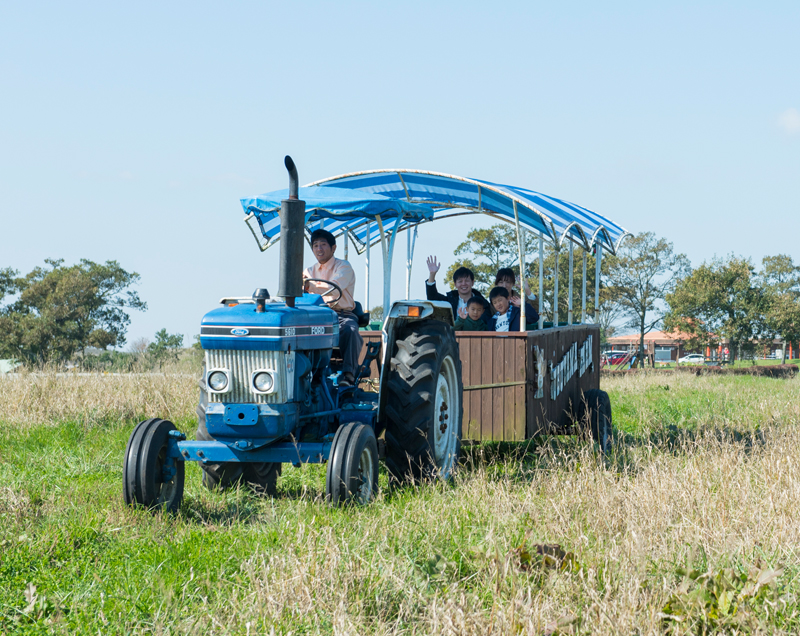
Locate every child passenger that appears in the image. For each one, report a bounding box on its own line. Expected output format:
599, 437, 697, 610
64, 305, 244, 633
494, 267, 537, 310
454, 297, 489, 331
489, 286, 539, 331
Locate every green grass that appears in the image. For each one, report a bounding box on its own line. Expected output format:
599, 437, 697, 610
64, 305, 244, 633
1, 373, 800, 634
646, 358, 799, 370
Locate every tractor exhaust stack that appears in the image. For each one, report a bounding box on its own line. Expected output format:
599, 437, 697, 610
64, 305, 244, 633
278, 155, 305, 307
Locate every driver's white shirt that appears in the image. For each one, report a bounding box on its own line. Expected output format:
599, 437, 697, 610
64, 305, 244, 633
303, 257, 356, 312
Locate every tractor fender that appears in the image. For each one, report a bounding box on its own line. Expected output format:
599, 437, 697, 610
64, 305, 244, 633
377, 300, 454, 423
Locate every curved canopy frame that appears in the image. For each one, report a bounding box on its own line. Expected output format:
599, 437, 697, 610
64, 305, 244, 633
306, 169, 630, 255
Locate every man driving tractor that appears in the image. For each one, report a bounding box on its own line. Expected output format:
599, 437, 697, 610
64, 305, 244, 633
303, 229, 363, 387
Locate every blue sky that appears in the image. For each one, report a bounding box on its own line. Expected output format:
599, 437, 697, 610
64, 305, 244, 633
1, 1, 798, 346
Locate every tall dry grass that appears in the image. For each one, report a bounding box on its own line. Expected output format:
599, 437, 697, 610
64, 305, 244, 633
197, 420, 800, 634
0, 366, 198, 427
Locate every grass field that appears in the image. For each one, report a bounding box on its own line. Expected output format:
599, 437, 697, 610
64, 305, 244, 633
1, 370, 799, 634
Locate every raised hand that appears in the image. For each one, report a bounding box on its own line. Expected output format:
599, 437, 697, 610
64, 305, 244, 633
521, 277, 533, 298
457, 306, 468, 319
426, 255, 441, 282
509, 295, 521, 307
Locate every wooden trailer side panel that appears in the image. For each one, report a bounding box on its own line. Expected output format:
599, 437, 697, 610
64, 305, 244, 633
525, 325, 601, 436
357, 324, 600, 442
456, 333, 527, 442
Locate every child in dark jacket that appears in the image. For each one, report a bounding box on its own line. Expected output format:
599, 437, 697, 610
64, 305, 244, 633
454, 297, 488, 331
488, 287, 539, 331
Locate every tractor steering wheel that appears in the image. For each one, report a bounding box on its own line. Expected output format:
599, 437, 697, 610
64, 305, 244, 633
304, 278, 343, 304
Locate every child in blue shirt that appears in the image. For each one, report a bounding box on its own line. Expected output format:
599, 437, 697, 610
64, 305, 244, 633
488, 287, 538, 331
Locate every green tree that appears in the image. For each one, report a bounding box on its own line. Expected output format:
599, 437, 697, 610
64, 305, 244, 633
0, 259, 147, 365
665, 255, 767, 364
147, 329, 184, 367
759, 254, 800, 363
0, 267, 15, 302
368, 305, 384, 322
604, 232, 691, 367
446, 225, 522, 291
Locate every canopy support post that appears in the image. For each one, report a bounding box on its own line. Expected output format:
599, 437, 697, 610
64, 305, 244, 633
538, 232, 544, 330
594, 242, 602, 322
581, 249, 587, 324
553, 247, 560, 326
513, 200, 526, 331
365, 222, 370, 311
405, 225, 417, 299
376, 216, 398, 315
343, 230, 349, 260
567, 240, 574, 325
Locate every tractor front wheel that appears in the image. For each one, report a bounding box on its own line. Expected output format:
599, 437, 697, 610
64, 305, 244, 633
383, 320, 463, 483
123, 418, 185, 513
326, 422, 379, 506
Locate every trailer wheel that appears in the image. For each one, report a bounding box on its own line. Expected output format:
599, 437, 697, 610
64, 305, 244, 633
326, 422, 379, 506
383, 320, 463, 483
123, 418, 185, 513
580, 389, 613, 453
195, 390, 281, 496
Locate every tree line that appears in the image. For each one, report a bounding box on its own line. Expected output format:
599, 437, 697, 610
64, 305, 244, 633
448, 225, 800, 364
3, 238, 798, 368
0, 259, 187, 369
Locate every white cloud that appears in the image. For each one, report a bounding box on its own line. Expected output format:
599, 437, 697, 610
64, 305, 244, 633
777, 108, 800, 135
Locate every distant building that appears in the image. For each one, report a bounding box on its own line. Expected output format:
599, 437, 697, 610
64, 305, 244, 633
605, 330, 701, 363
606, 332, 798, 363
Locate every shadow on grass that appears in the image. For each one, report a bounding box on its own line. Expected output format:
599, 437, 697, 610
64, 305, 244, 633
455, 421, 773, 481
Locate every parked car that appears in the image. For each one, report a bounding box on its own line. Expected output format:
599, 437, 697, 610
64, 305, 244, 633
677, 353, 705, 364
605, 350, 630, 365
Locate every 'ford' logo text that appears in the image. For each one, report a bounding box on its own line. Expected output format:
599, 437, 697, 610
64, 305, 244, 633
230, 328, 249, 336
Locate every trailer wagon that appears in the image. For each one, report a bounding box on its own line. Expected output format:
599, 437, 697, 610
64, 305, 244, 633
359, 323, 604, 446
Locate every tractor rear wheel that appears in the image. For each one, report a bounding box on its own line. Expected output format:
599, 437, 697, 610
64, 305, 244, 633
325, 422, 379, 506
383, 320, 463, 483
579, 389, 613, 453
123, 418, 185, 513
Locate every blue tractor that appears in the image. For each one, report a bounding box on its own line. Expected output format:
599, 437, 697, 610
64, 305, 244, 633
123, 157, 463, 511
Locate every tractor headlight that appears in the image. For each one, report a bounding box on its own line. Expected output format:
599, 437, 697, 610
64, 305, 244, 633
252, 370, 275, 393
208, 370, 229, 392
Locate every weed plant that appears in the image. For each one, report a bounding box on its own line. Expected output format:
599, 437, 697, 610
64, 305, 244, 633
0, 371, 798, 634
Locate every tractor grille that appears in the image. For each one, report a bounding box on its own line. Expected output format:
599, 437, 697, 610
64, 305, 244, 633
205, 349, 287, 403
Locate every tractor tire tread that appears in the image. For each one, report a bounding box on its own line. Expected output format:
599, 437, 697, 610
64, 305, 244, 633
382, 320, 463, 483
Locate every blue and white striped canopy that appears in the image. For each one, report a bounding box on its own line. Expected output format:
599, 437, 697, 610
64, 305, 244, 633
241, 186, 432, 252
307, 170, 630, 254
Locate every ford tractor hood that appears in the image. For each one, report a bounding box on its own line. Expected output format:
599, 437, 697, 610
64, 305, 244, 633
200, 294, 338, 351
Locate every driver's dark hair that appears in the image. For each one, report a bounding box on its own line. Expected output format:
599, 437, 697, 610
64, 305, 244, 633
310, 229, 336, 248
452, 266, 475, 283
489, 286, 509, 301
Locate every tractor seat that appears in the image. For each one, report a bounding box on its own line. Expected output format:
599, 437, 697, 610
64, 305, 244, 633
352, 301, 370, 328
